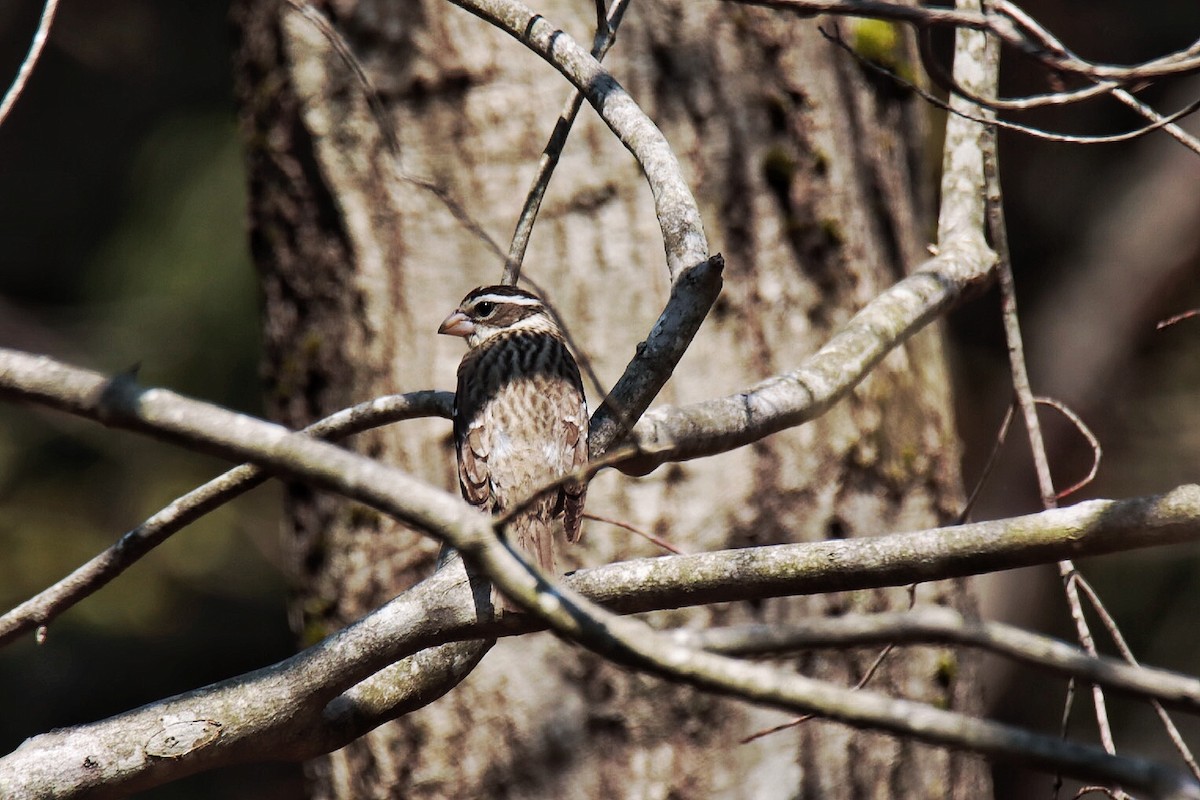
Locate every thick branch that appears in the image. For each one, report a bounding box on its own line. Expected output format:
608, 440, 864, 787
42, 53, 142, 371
4, 354, 1200, 797
5, 479, 1200, 796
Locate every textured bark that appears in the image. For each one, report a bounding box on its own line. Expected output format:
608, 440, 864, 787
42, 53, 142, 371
233, 0, 991, 796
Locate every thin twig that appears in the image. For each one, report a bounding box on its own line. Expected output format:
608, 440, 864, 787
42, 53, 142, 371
0, 0, 60, 129
283, 0, 505, 259
735, 0, 1200, 82
986, 89, 1122, 793
958, 402, 1015, 523
825, 25, 1200, 146
1032, 397, 1101, 501
990, 0, 1200, 154
1074, 575, 1200, 782
740, 576, 919, 743
973, 21, 1120, 791
503, 0, 632, 284
917, 29, 1124, 112
582, 511, 686, 555
492, 445, 642, 531
739, 643, 897, 743
1064, 570, 1122, 769
1158, 310, 1200, 330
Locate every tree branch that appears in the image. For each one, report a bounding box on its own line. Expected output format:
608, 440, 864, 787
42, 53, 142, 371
5, 348, 1200, 796
682, 607, 1200, 714
0, 391, 452, 648
5, 467, 1200, 796
619, 247, 991, 473
449, 0, 707, 279
0, 0, 59, 130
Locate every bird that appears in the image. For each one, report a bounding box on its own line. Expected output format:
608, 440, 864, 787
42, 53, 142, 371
438, 285, 589, 603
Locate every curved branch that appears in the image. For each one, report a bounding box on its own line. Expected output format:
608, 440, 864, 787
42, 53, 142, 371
0, 0, 60, 129
620, 248, 991, 473
502, 0, 633, 283
609, 0, 998, 475
450, 0, 707, 279
444, 0, 725, 454
0, 391, 452, 648
3, 460, 1200, 797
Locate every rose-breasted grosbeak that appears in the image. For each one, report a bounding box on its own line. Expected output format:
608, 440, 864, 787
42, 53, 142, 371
438, 285, 588, 588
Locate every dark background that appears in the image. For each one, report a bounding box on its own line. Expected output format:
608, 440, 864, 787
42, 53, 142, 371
1, 2, 1198, 797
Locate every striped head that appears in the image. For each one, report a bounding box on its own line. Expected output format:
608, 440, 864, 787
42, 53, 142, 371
438, 285, 562, 348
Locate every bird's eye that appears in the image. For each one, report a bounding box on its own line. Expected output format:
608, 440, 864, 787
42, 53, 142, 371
475, 301, 495, 317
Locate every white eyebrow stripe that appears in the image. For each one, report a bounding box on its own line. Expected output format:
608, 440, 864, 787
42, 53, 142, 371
470, 293, 542, 307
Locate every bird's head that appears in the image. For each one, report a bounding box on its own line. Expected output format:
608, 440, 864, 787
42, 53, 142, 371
438, 285, 561, 348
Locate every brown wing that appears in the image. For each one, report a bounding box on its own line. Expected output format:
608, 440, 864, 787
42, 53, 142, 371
561, 388, 588, 543
454, 349, 496, 513
457, 416, 493, 510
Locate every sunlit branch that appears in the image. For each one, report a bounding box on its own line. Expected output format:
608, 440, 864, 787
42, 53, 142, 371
0, 0, 60, 130
3, 349, 1200, 797
0, 391, 452, 648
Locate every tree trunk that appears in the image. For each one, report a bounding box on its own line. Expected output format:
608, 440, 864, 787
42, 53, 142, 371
233, 0, 991, 796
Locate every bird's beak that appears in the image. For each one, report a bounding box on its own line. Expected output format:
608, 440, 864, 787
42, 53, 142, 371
438, 310, 474, 338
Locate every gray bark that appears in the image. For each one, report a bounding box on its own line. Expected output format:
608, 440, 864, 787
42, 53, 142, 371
233, 0, 991, 795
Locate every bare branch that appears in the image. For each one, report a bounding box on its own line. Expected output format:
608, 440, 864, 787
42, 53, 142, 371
990, 0, 1200, 153
1033, 397, 1101, 501
959, 402, 1015, 523
4, 349, 1200, 796
582, 511, 687, 555
449, 0, 708, 279
739, 0, 1200, 151
731, 0, 1200, 82
0, 0, 59, 130
570, 485, 1200, 612
620, 247, 991, 473
502, 0, 633, 283
827, 24, 1200, 147
1159, 309, 1200, 330
682, 607, 1200, 713
973, 11, 1120, 761
0, 391, 452, 648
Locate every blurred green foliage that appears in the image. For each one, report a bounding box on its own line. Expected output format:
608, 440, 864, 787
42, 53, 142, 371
0, 2, 300, 796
